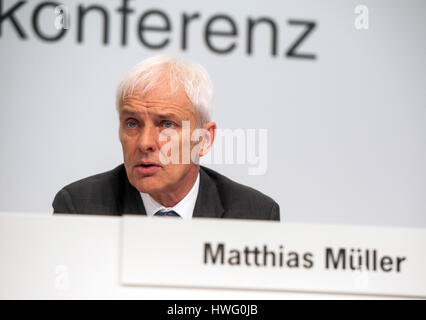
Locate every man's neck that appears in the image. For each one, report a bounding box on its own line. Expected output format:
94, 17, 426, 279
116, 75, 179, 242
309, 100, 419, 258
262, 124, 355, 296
149, 166, 200, 207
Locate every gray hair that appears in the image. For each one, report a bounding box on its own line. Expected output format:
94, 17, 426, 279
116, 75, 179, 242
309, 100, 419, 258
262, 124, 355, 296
116, 55, 213, 126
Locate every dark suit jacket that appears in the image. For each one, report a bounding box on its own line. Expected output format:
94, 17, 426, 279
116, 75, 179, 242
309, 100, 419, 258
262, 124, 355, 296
53, 164, 280, 221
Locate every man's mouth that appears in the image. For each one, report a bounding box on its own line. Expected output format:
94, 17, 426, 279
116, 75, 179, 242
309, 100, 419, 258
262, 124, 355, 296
140, 163, 155, 168
136, 161, 161, 167
135, 162, 161, 175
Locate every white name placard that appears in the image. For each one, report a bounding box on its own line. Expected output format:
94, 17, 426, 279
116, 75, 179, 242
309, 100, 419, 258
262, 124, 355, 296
120, 217, 426, 298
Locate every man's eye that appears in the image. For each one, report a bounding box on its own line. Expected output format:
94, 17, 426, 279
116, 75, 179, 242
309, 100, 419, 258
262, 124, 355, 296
127, 121, 137, 129
162, 121, 175, 129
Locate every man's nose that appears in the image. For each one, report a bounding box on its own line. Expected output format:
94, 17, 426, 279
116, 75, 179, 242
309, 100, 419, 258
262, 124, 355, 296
138, 124, 158, 153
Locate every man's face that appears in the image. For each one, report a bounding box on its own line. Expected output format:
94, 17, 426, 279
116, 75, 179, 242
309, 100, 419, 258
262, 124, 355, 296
119, 78, 200, 197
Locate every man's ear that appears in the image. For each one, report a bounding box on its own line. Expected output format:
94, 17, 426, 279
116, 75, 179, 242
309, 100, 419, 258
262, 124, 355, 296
199, 121, 216, 156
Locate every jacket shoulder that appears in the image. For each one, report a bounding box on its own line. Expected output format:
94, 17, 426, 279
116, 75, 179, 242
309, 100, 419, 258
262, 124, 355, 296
53, 164, 126, 214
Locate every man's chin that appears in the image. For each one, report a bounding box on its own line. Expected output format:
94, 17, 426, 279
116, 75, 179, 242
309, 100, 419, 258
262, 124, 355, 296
132, 177, 162, 194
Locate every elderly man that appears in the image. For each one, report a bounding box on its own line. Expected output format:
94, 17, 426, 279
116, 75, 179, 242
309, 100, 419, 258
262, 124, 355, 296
53, 56, 280, 220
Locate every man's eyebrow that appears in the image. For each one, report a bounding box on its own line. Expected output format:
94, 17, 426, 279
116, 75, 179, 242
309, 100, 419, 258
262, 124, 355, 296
155, 112, 182, 119
120, 108, 185, 120
120, 108, 138, 116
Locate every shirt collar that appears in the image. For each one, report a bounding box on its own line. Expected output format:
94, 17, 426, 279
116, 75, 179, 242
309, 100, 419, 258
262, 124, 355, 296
140, 172, 200, 220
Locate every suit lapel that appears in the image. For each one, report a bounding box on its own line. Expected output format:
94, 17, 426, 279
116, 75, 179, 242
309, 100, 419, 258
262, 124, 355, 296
118, 164, 223, 218
193, 167, 225, 218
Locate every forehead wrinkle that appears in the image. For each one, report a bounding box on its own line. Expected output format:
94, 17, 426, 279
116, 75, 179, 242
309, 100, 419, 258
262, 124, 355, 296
121, 104, 188, 115
120, 105, 195, 121
121, 95, 196, 118
121, 79, 198, 122
122, 96, 187, 109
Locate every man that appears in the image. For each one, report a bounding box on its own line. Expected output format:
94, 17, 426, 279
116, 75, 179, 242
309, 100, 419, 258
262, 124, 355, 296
53, 55, 280, 221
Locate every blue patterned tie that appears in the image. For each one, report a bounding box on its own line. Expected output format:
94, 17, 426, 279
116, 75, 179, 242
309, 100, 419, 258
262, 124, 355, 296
154, 210, 180, 217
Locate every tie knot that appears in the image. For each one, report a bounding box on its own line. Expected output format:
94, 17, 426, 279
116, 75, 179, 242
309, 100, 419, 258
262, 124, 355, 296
154, 210, 180, 217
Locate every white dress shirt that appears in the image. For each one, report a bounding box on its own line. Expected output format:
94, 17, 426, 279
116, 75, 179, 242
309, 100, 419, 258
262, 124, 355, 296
139, 173, 200, 220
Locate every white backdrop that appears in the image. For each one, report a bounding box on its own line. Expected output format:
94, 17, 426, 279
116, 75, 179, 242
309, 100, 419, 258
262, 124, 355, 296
0, 0, 425, 227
